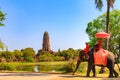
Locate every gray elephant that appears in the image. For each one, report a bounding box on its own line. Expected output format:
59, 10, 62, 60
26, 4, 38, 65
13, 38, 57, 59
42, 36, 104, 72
73, 44, 119, 78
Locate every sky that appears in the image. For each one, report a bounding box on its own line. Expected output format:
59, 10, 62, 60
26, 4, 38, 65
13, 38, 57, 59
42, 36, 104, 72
0, 0, 120, 52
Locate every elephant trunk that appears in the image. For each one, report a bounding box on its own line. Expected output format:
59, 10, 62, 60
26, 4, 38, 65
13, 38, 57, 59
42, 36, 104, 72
73, 57, 81, 75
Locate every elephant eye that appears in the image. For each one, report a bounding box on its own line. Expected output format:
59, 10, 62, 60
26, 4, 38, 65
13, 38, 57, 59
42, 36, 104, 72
83, 54, 89, 60
83, 55, 86, 59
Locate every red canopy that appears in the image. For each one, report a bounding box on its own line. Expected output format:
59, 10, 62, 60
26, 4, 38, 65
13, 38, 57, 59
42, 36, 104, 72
95, 32, 110, 38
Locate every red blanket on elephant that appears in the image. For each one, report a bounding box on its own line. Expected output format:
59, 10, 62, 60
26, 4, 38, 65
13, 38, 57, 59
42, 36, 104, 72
94, 48, 108, 66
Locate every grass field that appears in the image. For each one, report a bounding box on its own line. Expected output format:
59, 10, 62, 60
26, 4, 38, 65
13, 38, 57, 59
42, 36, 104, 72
0, 61, 120, 76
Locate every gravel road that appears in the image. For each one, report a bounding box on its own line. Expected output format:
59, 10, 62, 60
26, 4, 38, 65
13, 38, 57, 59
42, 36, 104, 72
0, 73, 120, 80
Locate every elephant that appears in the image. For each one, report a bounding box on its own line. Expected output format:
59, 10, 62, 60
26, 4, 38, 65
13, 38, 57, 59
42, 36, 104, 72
73, 44, 119, 78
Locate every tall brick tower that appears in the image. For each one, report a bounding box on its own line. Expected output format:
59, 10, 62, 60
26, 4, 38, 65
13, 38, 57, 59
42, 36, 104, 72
42, 31, 50, 52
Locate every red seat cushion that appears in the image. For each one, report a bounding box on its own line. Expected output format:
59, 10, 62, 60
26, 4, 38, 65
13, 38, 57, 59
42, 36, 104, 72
94, 48, 108, 66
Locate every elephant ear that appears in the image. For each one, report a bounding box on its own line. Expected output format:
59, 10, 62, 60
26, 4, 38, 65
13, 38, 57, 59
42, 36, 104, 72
80, 50, 89, 60
82, 50, 89, 60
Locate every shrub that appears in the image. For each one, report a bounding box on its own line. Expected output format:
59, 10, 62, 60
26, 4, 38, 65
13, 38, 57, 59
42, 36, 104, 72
53, 56, 63, 61
17, 65, 34, 71
24, 57, 34, 62
0, 63, 16, 71
38, 53, 54, 61
60, 61, 75, 73
6, 64, 16, 71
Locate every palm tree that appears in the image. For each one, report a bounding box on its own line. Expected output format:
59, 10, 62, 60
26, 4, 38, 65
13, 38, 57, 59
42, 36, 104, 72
94, 0, 115, 73
95, 0, 115, 49
105, 0, 115, 50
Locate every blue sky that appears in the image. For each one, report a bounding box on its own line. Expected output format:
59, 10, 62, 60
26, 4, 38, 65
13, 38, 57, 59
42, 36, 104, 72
0, 0, 120, 52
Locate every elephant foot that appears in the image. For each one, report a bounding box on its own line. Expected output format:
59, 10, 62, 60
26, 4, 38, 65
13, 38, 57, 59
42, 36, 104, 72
72, 73, 74, 76
108, 75, 114, 78
99, 69, 105, 74
92, 75, 96, 77
108, 76, 113, 78
86, 75, 90, 77
115, 73, 118, 77
72, 71, 76, 76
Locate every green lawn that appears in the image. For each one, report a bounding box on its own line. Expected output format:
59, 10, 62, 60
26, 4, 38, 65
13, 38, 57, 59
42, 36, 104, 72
0, 61, 68, 66
0, 61, 74, 72
0, 61, 120, 76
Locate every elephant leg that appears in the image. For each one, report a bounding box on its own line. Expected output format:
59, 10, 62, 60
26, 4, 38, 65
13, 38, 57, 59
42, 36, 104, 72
92, 65, 96, 77
99, 66, 105, 74
113, 69, 118, 77
107, 59, 115, 78
108, 68, 114, 78
86, 63, 93, 77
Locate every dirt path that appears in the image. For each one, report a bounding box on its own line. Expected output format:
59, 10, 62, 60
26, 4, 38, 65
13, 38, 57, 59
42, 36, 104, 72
0, 73, 120, 80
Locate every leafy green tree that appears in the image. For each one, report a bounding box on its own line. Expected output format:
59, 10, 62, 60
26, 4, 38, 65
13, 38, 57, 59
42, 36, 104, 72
74, 49, 82, 58
86, 9, 120, 53
37, 48, 81, 61
13, 50, 23, 61
0, 10, 6, 50
56, 48, 76, 60
67, 48, 76, 59
0, 10, 6, 26
37, 50, 62, 61
21, 47, 36, 62
0, 40, 5, 50
38, 52, 54, 61
53, 56, 63, 61
36, 49, 44, 56
86, 9, 120, 73
0, 51, 14, 62
58, 50, 69, 60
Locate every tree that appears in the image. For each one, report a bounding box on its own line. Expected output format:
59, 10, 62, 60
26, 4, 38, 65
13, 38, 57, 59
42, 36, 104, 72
94, 0, 115, 73
86, 9, 120, 73
21, 48, 36, 62
0, 51, 14, 62
37, 49, 63, 61
67, 48, 76, 59
95, 0, 115, 49
13, 50, 23, 61
0, 10, 6, 26
0, 10, 6, 50
56, 48, 77, 61
0, 40, 5, 50
37, 52, 54, 61
86, 9, 120, 51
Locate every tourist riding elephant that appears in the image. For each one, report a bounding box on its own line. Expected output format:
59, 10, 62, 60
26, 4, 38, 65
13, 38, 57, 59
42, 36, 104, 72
73, 44, 119, 78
